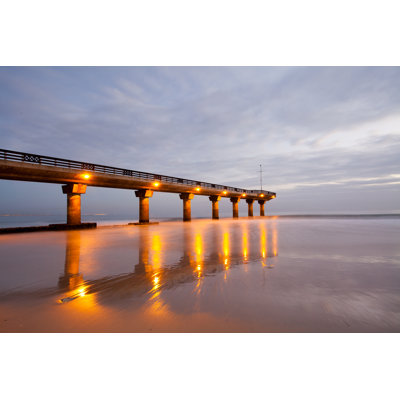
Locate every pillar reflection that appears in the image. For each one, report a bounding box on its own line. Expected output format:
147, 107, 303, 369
222, 231, 230, 269
136, 229, 165, 294
135, 228, 150, 274
194, 231, 204, 277
58, 230, 96, 306
182, 224, 194, 265
242, 225, 249, 262
56, 220, 279, 304
260, 224, 267, 260
259, 222, 279, 268
151, 234, 162, 270
59, 230, 83, 290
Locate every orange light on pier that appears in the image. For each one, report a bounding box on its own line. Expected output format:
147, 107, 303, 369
223, 190, 227, 195
271, 195, 276, 198
260, 194, 264, 197
242, 193, 246, 197
81, 173, 91, 180
195, 187, 201, 192
153, 181, 160, 187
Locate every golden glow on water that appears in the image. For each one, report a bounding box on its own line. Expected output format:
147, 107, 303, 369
148, 287, 169, 316
152, 273, 161, 291
70, 289, 99, 314
195, 233, 203, 259
260, 224, 267, 263
60, 221, 278, 301
152, 234, 161, 253
148, 270, 167, 316
223, 231, 230, 268
195, 233, 204, 276
242, 228, 248, 261
58, 284, 100, 311
272, 224, 278, 257
151, 234, 162, 270
0, 218, 287, 332
37, 220, 280, 320
195, 233, 203, 262
223, 232, 229, 257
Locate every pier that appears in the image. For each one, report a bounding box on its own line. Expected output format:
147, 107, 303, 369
0, 148, 276, 228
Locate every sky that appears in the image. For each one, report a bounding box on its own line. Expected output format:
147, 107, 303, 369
0, 66, 399, 218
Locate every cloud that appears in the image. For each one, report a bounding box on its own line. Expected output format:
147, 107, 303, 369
0, 66, 399, 215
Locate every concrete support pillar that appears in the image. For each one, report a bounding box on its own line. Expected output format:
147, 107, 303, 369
258, 200, 266, 216
179, 193, 194, 221
209, 195, 221, 219
246, 199, 254, 217
135, 189, 153, 223
230, 197, 240, 218
62, 184, 87, 225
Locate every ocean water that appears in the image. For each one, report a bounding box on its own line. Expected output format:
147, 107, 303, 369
0, 216, 399, 332
0, 214, 144, 228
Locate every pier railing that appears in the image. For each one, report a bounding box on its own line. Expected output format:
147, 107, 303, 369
0, 148, 274, 196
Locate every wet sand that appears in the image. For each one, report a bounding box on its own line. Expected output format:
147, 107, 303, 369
0, 217, 399, 332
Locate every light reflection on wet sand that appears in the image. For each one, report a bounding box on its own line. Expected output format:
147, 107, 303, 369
0, 217, 399, 332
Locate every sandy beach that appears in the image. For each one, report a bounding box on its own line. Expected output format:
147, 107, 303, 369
0, 216, 399, 332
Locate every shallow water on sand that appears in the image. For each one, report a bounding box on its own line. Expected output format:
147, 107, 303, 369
0, 217, 399, 332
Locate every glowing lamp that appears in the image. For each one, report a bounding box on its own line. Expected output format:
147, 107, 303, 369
196, 187, 201, 192
242, 193, 246, 197
82, 174, 91, 180
223, 191, 227, 195
153, 181, 160, 187
260, 194, 264, 197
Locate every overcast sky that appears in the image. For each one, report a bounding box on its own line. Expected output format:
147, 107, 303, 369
0, 66, 399, 218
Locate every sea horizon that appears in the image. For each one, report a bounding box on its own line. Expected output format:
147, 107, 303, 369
1, 212, 400, 229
